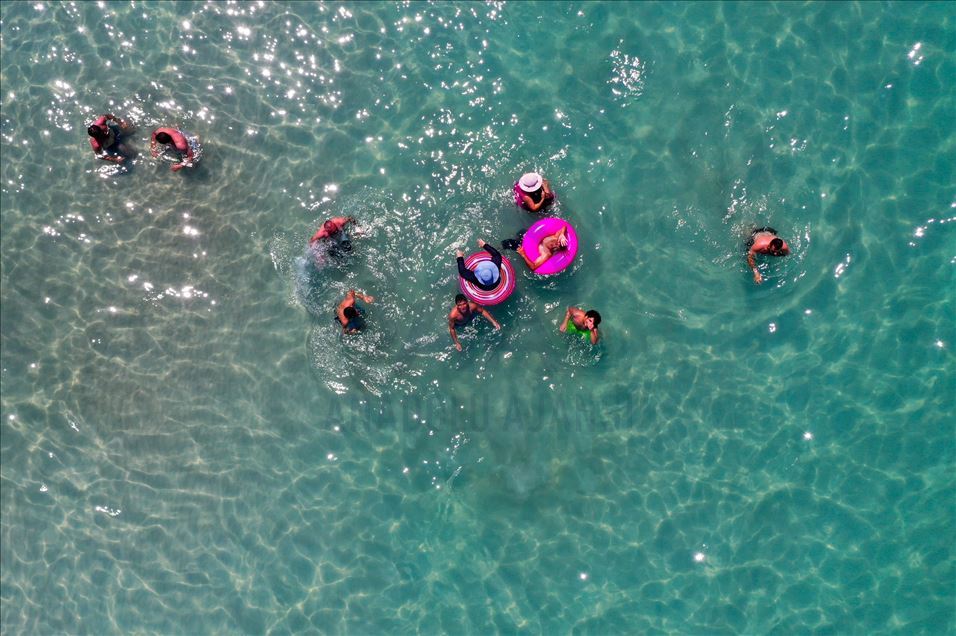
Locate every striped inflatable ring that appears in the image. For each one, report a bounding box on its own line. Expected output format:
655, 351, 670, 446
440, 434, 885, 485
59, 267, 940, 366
459, 251, 516, 305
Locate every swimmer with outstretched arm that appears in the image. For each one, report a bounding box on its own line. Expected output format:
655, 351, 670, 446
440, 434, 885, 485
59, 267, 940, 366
448, 293, 501, 352
516, 225, 568, 271
310, 216, 356, 244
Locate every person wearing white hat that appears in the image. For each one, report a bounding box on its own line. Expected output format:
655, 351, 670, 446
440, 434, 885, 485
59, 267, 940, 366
515, 172, 554, 212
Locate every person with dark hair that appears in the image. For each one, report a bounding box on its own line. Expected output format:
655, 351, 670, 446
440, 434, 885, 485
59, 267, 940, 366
746, 227, 790, 284
456, 239, 503, 291
336, 289, 374, 334
87, 113, 133, 163
150, 127, 198, 172
514, 172, 555, 212
309, 216, 357, 263
448, 293, 501, 351
560, 306, 601, 344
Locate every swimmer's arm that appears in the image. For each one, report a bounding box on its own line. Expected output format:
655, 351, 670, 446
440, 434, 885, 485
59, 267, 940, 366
353, 291, 374, 304
449, 315, 462, 351
336, 298, 350, 329
747, 251, 762, 284
531, 250, 551, 269
559, 307, 572, 332
150, 133, 159, 158
172, 136, 194, 171
479, 308, 501, 330
105, 113, 129, 128
590, 327, 599, 345
515, 246, 537, 270
90, 140, 123, 163
329, 216, 354, 228
183, 138, 195, 163
522, 194, 542, 212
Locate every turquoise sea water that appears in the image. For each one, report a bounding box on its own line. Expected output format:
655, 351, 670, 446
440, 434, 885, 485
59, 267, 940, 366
1, 1, 954, 633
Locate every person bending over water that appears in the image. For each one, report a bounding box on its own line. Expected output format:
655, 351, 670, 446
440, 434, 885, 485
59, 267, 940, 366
457, 239, 503, 290
336, 289, 374, 334
560, 306, 601, 345
151, 127, 197, 172
311, 216, 356, 245
87, 113, 133, 163
747, 227, 790, 284
448, 293, 501, 351
516, 225, 568, 271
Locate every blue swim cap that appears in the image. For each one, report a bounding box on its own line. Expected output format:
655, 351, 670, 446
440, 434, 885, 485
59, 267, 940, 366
474, 261, 499, 286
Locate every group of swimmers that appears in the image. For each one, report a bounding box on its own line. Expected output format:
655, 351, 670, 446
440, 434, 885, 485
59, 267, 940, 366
87, 113, 200, 172
87, 115, 791, 349
307, 171, 605, 350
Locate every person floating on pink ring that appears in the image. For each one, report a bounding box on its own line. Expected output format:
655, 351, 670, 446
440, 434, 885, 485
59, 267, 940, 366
516, 225, 568, 271
514, 172, 555, 212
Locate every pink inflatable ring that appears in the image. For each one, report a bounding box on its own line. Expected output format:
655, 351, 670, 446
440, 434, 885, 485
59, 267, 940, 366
459, 252, 516, 305
521, 217, 578, 275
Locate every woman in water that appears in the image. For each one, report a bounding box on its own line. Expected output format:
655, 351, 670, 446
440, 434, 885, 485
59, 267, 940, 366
456, 239, 503, 291
515, 172, 554, 212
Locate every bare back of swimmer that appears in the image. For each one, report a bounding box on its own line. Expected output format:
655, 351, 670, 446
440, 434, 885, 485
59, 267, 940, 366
747, 227, 790, 284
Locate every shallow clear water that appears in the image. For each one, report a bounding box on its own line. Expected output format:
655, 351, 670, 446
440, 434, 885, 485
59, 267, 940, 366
1, 1, 954, 633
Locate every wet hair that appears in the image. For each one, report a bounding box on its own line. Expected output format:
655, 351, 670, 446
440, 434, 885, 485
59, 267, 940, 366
455, 294, 467, 304
323, 220, 338, 233
155, 131, 173, 144
585, 310, 602, 326
769, 238, 784, 251
87, 125, 107, 140
343, 306, 358, 320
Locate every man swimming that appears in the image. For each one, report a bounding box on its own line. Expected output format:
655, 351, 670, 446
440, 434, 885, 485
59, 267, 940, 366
310, 216, 357, 244
336, 289, 374, 334
560, 306, 601, 345
87, 113, 132, 163
448, 293, 501, 351
516, 225, 568, 271
150, 127, 197, 172
310, 216, 357, 262
747, 227, 790, 284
